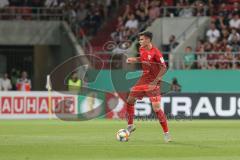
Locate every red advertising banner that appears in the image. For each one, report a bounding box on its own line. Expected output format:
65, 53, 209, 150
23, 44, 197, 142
0, 92, 77, 119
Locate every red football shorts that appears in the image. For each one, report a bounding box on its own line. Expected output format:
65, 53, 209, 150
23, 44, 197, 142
129, 84, 161, 102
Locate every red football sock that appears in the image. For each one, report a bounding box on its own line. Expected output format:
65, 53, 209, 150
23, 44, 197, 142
126, 103, 134, 125
155, 109, 169, 133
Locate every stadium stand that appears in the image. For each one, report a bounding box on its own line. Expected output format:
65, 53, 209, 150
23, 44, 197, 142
193, 1, 240, 69
0, 0, 124, 89
0, 0, 240, 90
87, 0, 210, 66
0, 0, 239, 64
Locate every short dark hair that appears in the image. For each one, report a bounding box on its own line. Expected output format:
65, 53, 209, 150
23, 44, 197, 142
138, 31, 153, 41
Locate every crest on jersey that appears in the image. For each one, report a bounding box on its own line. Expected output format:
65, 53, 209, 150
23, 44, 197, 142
148, 55, 151, 60
160, 57, 165, 63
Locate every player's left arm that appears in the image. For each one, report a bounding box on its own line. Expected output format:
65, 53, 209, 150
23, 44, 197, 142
150, 50, 167, 85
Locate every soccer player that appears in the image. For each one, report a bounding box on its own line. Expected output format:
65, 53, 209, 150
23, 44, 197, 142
126, 31, 171, 142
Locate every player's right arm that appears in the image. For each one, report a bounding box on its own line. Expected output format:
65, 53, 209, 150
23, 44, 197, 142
126, 57, 141, 63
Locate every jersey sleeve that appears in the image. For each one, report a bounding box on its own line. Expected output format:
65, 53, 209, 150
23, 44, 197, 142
154, 49, 166, 66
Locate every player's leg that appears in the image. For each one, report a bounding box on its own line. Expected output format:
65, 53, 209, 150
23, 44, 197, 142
126, 95, 136, 134
151, 97, 169, 133
126, 85, 145, 134
150, 96, 171, 142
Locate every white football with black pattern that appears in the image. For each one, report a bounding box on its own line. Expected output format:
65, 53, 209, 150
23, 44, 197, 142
116, 129, 129, 142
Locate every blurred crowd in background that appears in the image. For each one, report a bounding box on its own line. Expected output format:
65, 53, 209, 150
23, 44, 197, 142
0, 69, 31, 91
0, 0, 239, 71
105, 0, 240, 70
181, 1, 240, 70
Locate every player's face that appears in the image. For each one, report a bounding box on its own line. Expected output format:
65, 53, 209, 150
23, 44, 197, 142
139, 36, 150, 48
72, 73, 77, 79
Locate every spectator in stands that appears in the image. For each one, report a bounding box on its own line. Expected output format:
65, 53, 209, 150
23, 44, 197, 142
85, 7, 102, 35
0, 73, 12, 91
123, 13, 139, 39
175, 0, 187, 8
63, 2, 75, 23
187, 1, 240, 70
137, 12, 150, 32
179, 3, 193, 17
221, 28, 230, 40
169, 35, 179, 51
135, 2, 149, 31
166, 35, 179, 52
217, 2, 229, 17
216, 47, 230, 69
215, 12, 229, 30
195, 39, 205, 53
193, 0, 207, 16
10, 68, 19, 90
228, 28, 240, 43
183, 46, 195, 69
116, 16, 124, 29
100, 0, 112, 18
232, 2, 240, 15
229, 12, 240, 29
135, 0, 148, 17
44, 0, 58, 8
206, 23, 220, 44
148, 0, 160, 22
170, 77, 181, 92
112, 27, 129, 43
229, 34, 240, 52
68, 71, 81, 92
122, 28, 131, 41
111, 16, 124, 42
77, 3, 88, 27
195, 39, 207, 69
221, 38, 229, 51
225, 46, 234, 69
125, 14, 139, 30
207, 58, 217, 69
235, 54, 240, 69
135, 11, 149, 31
204, 41, 213, 52
175, 0, 188, 16
16, 71, 31, 91
122, 4, 131, 21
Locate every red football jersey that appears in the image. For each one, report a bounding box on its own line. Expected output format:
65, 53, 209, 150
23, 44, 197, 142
137, 46, 166, 85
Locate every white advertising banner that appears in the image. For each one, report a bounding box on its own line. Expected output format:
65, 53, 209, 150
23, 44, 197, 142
0, 91, 78, 119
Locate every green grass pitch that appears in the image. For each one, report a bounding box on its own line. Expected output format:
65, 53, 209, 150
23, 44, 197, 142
0, 119, 239, 160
